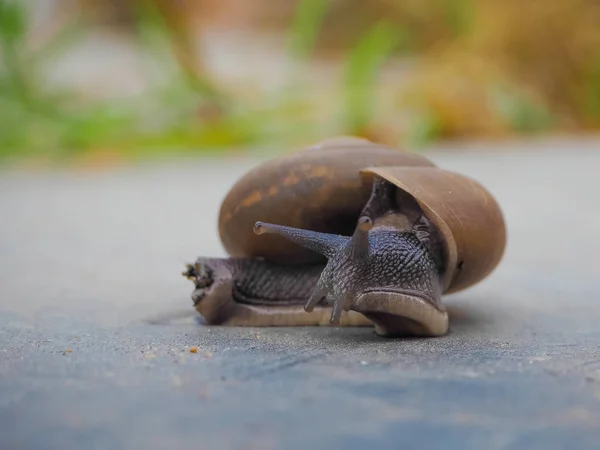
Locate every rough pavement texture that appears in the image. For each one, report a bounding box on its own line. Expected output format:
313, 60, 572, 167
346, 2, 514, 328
1, 137, 600, 450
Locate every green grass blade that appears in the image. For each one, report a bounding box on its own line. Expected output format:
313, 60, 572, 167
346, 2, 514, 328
342, 20, 405, 133
287, 0, 331, 61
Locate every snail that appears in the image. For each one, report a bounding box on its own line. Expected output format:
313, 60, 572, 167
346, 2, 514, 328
182, 136, 506, 337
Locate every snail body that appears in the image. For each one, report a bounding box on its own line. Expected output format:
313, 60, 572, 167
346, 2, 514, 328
184, 137, 506, 337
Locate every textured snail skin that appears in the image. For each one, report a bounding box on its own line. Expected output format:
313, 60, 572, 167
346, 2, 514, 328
185, 174, 449, 337
252, 218, 444, 324
183, 136, 505, 337
184, 258, 373, 328
184, 224, 448, 336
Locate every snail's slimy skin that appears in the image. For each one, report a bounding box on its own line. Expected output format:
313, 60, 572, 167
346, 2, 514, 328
185, 258, 372, 328
184, 250, 448, 337
185, 176, 449, 337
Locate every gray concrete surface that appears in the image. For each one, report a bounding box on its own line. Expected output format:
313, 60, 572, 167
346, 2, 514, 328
1, 137, 600, 450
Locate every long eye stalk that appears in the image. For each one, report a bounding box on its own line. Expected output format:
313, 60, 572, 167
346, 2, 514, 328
253, 222, 348, 259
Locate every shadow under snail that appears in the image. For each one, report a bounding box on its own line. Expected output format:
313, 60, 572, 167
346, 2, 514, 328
182, 136, 507, 337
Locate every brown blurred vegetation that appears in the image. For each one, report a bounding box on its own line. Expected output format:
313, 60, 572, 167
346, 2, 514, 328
401, 0, 600, 137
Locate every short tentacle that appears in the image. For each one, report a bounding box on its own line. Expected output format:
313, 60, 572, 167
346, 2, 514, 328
303, 274, 330, 313
327, 215, 374, 323
330, 298, 346, 324
347, 215, 373, 260
253, 221, 349, 258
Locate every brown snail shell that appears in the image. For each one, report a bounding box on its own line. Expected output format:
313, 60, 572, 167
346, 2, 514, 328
218, 137, 436, 264
217, 136, 506, 296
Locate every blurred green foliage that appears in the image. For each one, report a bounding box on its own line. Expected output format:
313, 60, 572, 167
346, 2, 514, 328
0, 0, 358, 164
342, 21, 407, 135
0, 0, 135, 161
0, 0, 599, 165
287, 0, 330, 61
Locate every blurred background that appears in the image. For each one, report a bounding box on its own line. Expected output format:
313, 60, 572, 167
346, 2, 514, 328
2, 5, 600, 444
1, 0, 599, 167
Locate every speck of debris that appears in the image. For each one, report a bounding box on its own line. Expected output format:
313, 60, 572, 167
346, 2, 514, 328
189, 346, 199, 353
